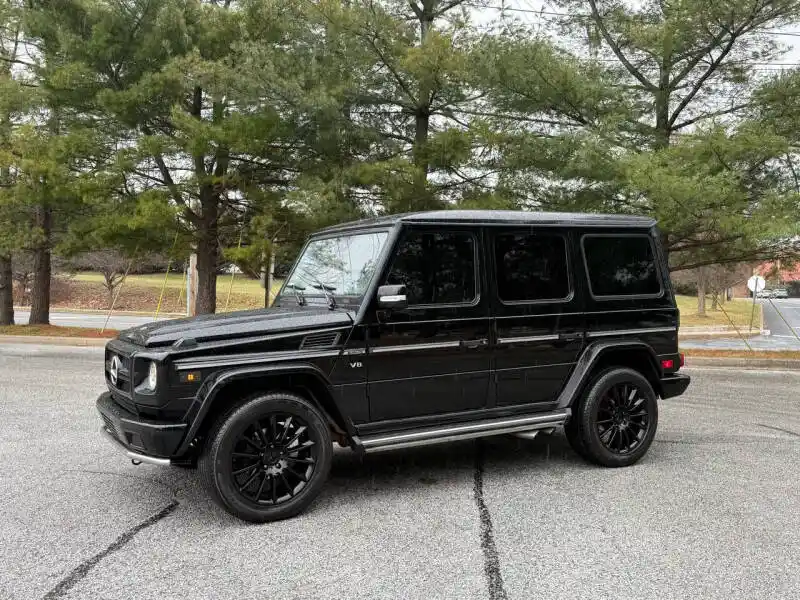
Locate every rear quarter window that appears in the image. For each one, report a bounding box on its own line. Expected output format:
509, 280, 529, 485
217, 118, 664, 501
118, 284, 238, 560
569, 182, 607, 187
494, 232, 571, 302
582, 234, 662, 298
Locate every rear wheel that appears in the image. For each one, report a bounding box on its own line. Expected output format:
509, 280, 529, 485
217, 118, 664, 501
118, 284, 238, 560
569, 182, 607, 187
199, 391, 332, 522
565, 368, 658, 467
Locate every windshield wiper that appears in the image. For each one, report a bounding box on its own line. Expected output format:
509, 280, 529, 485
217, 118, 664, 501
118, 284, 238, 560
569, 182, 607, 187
296, 267, 338, 310
312, 283, 337, 310
284, 283, 306, 306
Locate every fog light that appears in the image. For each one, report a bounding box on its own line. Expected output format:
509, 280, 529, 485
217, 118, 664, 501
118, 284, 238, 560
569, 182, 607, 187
661, 359, 674, 369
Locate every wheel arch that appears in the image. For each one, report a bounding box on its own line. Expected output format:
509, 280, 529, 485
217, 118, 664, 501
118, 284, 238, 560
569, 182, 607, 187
557, 341, 664, 409
177, 364, 351, 456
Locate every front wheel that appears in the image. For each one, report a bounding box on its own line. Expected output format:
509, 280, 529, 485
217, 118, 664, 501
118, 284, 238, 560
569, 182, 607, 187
565, 368, 658, 468
199, 391, 332, 522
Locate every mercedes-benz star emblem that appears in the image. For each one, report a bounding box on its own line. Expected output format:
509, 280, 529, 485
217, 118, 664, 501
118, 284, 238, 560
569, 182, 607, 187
109, 355, 121, 386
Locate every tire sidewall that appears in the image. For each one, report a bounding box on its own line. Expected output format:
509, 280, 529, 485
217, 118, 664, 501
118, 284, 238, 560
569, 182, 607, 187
209, 393, 332, 522
579, 368, 659, 467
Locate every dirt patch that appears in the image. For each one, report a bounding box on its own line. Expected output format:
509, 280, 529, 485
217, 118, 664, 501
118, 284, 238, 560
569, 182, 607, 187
0, 325, 118, 338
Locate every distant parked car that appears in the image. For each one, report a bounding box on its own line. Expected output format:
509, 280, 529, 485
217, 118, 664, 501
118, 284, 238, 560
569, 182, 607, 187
219, 263, 243, 275
756, 289, 773, 299
772, 288, 789, 299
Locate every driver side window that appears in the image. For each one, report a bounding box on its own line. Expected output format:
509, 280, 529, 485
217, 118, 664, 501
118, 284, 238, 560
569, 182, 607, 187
384, 230, 477, 306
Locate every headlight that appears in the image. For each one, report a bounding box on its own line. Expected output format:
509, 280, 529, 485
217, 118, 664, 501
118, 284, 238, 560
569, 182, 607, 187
146, 361, 158, 391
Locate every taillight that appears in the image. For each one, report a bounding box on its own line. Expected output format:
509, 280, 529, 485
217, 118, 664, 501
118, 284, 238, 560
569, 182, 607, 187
679, 353, 685, 367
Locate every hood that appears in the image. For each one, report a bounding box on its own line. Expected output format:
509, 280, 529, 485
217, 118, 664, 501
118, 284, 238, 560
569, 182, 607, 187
118, 305, 354, 348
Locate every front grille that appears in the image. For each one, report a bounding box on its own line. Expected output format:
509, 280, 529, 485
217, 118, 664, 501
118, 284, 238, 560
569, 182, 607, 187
106, 349, 133, 397
112, 393, 138, 415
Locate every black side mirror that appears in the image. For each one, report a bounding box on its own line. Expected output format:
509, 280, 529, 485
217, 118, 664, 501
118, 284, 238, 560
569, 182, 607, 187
377, 284, 408, 310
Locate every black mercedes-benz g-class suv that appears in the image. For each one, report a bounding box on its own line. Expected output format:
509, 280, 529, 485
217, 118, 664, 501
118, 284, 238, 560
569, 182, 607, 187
98, 210, 690, 522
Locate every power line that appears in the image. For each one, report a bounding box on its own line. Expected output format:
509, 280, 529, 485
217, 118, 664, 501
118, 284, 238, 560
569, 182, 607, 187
472, 3, 800, 36
469, 3, 800, 68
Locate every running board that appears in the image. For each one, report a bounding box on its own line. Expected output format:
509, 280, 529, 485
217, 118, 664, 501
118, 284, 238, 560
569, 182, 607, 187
358, 409, 570, 453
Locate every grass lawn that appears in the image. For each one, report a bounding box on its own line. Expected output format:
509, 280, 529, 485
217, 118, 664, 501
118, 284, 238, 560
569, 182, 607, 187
676, 295, 761, 329
72, 271, 279, 299
0, 325, 118, 338
68, 271, 284, 312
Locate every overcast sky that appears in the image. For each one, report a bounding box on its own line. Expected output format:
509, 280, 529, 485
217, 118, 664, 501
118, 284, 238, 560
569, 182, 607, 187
469, 0, 800, 67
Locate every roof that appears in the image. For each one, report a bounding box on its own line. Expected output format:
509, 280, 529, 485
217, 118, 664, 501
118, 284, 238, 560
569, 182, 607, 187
757, 261, 800, 283
315, 210, 656, 234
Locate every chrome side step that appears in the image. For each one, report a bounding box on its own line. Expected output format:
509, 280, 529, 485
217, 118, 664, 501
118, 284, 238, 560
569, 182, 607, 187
359, 410, 570, 453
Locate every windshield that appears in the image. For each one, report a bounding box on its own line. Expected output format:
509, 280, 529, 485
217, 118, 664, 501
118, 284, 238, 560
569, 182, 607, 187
281, 230, 389, 303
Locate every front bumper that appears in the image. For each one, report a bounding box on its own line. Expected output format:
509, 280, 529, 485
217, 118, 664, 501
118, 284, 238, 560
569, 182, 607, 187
96, 392, 187, 461
660, 373, 691, 399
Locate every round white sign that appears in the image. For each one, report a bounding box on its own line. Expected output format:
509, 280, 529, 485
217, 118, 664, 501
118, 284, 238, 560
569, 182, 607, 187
747, 275, 766, 293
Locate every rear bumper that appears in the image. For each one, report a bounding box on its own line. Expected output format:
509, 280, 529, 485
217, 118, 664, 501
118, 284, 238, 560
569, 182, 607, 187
96, 391, 187, 461
660, 373, 691, 399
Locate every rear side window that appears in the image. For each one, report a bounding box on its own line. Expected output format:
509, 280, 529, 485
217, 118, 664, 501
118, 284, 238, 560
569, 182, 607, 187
582, 235, 661, 297
385, 231, 476, 305
494, 233, 570, 302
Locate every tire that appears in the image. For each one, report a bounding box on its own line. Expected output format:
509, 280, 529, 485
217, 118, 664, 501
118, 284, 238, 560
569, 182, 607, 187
171, 462, 197, 470
566, 367, 658, 468
198, 391, 333, 522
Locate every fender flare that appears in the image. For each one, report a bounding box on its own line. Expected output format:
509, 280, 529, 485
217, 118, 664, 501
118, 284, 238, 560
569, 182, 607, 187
176, 362, 348, 455
556, 340, 663, 409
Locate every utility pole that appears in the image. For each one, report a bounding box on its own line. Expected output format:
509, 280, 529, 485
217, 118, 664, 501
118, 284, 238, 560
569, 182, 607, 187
188, 253, 198, 316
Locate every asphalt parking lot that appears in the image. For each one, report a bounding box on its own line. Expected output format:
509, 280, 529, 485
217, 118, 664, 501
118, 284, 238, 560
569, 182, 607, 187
2, 345, 800, 600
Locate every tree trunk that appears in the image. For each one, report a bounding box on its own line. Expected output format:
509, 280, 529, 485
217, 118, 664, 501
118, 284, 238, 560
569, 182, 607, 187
410, 6, 433, 211
195, 197, 219, 314
29, 206, 52, 325
653, 66, 671, 150
696, 268, 707, 316
0, 254, 13, 326
711, 292, 718, 310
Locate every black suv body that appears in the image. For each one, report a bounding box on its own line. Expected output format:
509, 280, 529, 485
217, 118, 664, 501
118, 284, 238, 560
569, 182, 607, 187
97, 210, 690, 521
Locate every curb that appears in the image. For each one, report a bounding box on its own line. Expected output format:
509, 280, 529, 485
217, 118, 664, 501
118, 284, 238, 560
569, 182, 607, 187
0, 335, 108, 347
679, 331, 759, 339
686, 357, 800, 370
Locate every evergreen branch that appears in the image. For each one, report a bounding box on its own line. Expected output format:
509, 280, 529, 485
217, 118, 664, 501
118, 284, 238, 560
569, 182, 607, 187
667, 32, 741, 128
432, 0, 470, 18
586, 0, 655, 91
671, 103, 752, 131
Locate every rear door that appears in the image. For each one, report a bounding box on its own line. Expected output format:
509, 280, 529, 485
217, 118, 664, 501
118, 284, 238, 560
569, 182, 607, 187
490, 227, 586, 407
365, 225, 492, 421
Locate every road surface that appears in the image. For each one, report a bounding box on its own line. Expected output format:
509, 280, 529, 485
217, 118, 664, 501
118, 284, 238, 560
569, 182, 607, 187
682, 298, 800, 351
762, 298, 800, 339
12, 310, 172, 331
2, 343, 799, 599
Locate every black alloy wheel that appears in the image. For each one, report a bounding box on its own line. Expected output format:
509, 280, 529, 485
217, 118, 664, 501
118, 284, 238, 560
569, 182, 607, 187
594, 382, 651, 455
199, 391, 332, 522
230, 413, 317, 506
565, 367, 659, 468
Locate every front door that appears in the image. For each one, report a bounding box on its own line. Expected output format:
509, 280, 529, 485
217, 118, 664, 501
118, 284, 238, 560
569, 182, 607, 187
365, 226, 491, 422
489, 227, 586, 407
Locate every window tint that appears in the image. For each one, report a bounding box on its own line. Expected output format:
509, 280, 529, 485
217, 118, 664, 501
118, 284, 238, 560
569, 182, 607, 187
385, 231, 476, 305
583, 236, 661, 297
495, 233, 570, 302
